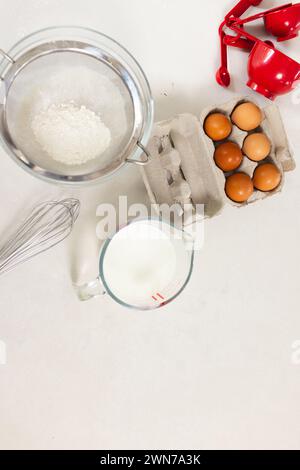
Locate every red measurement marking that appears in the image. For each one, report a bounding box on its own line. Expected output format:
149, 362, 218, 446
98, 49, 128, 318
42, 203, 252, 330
152, 293, 165, 302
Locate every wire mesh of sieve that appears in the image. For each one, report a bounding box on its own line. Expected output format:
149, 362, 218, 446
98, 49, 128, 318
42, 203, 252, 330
0, 28, 153, 183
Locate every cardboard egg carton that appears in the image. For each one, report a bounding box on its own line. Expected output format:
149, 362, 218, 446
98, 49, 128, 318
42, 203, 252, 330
141, 97, 295, 221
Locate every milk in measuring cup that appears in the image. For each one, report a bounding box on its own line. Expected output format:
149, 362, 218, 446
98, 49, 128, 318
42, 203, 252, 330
102, 220, 179, 305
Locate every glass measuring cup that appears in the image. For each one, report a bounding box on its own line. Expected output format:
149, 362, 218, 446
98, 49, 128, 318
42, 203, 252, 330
76, 218, 194, 310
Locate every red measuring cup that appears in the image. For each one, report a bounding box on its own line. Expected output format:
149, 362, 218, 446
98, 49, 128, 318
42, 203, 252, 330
235, 3, 300, 42
230, 24, 300, 99
247, 41, 300, 99
265, 3, 300, 41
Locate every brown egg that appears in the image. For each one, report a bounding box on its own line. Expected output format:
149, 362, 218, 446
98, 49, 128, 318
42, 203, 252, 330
225, 173, 254, 203
253, 163, 281, 191
214, 142, 243, 172
204, 113, 232, 141
243, 133, 271, 162
231, 102, 263, 131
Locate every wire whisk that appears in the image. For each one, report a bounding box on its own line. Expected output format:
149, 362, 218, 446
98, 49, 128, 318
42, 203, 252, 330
0, 198, 80, 276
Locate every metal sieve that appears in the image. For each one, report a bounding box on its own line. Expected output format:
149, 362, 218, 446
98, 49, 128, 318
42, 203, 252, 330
0, 27, 154, 185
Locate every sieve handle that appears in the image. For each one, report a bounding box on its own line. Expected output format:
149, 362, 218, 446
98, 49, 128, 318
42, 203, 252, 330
126, 141, 151, 166
0, 49, 14, 81
0, 49, 14, 64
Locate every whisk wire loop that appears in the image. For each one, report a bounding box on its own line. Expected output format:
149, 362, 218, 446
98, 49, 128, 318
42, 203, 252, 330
0, 198, 80, 276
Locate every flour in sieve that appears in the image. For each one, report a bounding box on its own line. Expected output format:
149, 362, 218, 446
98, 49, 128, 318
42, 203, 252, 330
12, 64, 131, 169
31, 102, 111, 165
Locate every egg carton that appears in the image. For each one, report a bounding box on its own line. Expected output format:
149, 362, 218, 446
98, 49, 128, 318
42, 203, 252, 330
141, 96, 295, 222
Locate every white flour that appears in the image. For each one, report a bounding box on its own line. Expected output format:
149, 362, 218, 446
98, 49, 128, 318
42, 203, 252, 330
32, 103, 111, 165
9, 59, 131, 170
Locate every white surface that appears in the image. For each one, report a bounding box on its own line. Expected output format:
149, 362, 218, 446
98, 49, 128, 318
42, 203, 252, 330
0, 0, 300, 450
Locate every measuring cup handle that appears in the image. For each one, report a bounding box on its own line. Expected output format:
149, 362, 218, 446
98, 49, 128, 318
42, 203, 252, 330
75, 277, 106, 301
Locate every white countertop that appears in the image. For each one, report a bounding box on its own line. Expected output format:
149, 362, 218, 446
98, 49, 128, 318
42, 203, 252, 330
0, 0, 300, 450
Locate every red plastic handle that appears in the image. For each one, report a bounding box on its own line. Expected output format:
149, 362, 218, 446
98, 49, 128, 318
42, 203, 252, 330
225, 0, 263, 21
235, 3, 292, 25
219, 24, 228, 69
224, 34, 254, 50
228, 22, 262, 43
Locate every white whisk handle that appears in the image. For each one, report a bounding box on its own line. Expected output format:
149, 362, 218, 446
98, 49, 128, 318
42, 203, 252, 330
75, 277, 106, 301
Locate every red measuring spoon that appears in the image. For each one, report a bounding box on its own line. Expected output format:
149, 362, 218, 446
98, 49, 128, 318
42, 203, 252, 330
216, 22, 231, 87
217, 1, 263, 87
216, 21, 254, 87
